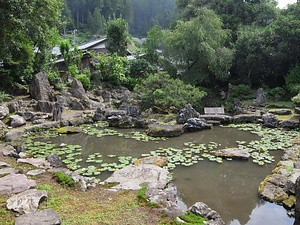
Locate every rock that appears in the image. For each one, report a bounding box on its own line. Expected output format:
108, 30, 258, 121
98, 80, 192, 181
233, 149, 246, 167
0, 161, 11, 167
56, 126, 82, 134
134, 156, 168, 167
105, 109, 127, 118
36, 100, 54, 113
0, 144, 19, 158
183, 118, 212, 131
189, 202, 225, 225
233, 98, 243, 112
29, 72, 54, 101
0, 120, 7, 139
177, 104, 201, 124
107, 115, 137, 128
254, 88, 266, 106
14, 209, 61, 225
262, 113, 279, 128
53, 103, 63, 121
69, 98, 85, 110
17, 158, 51, 169
259, 181, 288, 203
125, 105, 141, 117
17, 111, 35, 121
0, 174, 36, 194
5, 129, 24, 142
200, 115, 233, 124
103, 164, 169, 190
294, 176, 300, 225
233, 114, 261, 123
272, 109, 292, 115
7, 101, 19, 113
24, 121, 60, 132
46, 154, 63, 168
0, 104, 9, 119
0, 167, 18, 175
68, 79, 89, 101
27, 169, 46, 176
295, 107, 300, 114
10, 115, 26, 128
7, 189, 47, 214
280, 120, 299, 129
93, 106, 106, 121
147, 124, 185, 137
146, 184, 185, 218
214, 148, 251, 160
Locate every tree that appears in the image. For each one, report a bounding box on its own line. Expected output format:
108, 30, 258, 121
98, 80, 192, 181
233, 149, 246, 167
143, 25, 163, 64
0, 0, 63, 88
106, 18, 129, 57
162, 8, 233, 86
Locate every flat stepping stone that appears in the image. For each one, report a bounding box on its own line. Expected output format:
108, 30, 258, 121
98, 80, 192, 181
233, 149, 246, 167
0, 161, 10, 167
26, 169, 46, 176
0, 167, 18, 175
103, 164, 169, 190
17, 158, 51, 169
7, 189, 47, 214
14, 209, 61, 225
214, 148, 250, 160
0, 174, 36, 194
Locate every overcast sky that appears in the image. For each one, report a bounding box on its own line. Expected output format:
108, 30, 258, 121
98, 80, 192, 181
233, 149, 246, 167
277, 0, 297, 8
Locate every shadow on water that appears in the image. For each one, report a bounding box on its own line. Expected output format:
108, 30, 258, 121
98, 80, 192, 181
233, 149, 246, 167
46, 126, 294, 225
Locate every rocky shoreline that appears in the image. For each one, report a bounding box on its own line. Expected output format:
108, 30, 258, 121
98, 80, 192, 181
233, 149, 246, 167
0, 72, 300, 224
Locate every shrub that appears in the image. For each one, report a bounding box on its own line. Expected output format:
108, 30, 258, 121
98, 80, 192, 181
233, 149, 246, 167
230, 84, 253, 100
292, 93, 300, 106
53, 172, 75, 188
134, 72, 206, 112
285, 65, 300, 94
268, 87, 286, 100
75, 74, 91, 90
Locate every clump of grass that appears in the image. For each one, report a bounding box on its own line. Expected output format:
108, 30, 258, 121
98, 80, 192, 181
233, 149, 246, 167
53, 172, 75, 188
174, 211, 207, 224
137, 185, 158, 208
0, 91, 12, 103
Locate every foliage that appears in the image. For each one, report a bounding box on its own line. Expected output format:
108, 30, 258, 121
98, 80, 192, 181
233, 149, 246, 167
268, 87, 286, 100
162, 8, 233, 86
134, 72, 207, 112
285, 65, 300, 94
106, 18, 129, 57
93, 53, 128, 87
230, 84, 253, 100
292, 93, 300, 106
0, 91, 12, 103
128, 58, 155, 79
53, 172, 76, 188
143, 25, 163, 64
174, 211, 207, 225
0, 0, 63, 88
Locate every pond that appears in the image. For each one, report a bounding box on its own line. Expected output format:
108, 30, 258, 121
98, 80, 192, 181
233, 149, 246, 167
27, 125, 295, 225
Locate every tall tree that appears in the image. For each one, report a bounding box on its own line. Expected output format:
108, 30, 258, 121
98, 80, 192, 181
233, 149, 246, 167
0, 0, 63, 87
162, 8, 233, 86
106, 18, 129, 56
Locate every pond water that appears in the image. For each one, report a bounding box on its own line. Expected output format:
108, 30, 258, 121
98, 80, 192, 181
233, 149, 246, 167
41, 126, 294, 225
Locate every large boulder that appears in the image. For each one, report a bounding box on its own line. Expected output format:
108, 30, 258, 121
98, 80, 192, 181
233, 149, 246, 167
177, 104, 201, 124
214, 148, 251, 160
103, 164, 169, 190
280, 120, 299, 129
10, 115, 26, 128
14, 209, 61, 225
7, 189, 47, 214
262, 113, 279, 128
253, 87, 266, 106
5, 129, 24, 142
147, 124, 185, 137
0, 174, 36, 194
17, 158, 51, 169
29, 72, 54, 101
107, 115, 136, 128
46, 154, 63, 168
233, 114, 261, 123
68, 79, 89, 101
36, 100, 54, 113
183, 118, 212, 131
189, 202, 225, 225
0, 104, 9, 119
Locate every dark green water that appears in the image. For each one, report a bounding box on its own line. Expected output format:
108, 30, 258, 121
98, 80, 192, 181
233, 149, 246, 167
46, 127, 294, 225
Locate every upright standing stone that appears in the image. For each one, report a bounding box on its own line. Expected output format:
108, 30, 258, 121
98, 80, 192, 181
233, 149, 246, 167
29, 72, 54, 102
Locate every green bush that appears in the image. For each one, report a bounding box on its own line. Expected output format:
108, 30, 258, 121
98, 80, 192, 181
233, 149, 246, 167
174, 211, 207, 225
53, 172, 75, 188
134, 72, 206, 112
268, 87, 286, 100
231, 84, 253, 100
292, 93, 300, 106
0, 91, 12, 103
285, 65, 300, 94
75, 74, 91, 90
